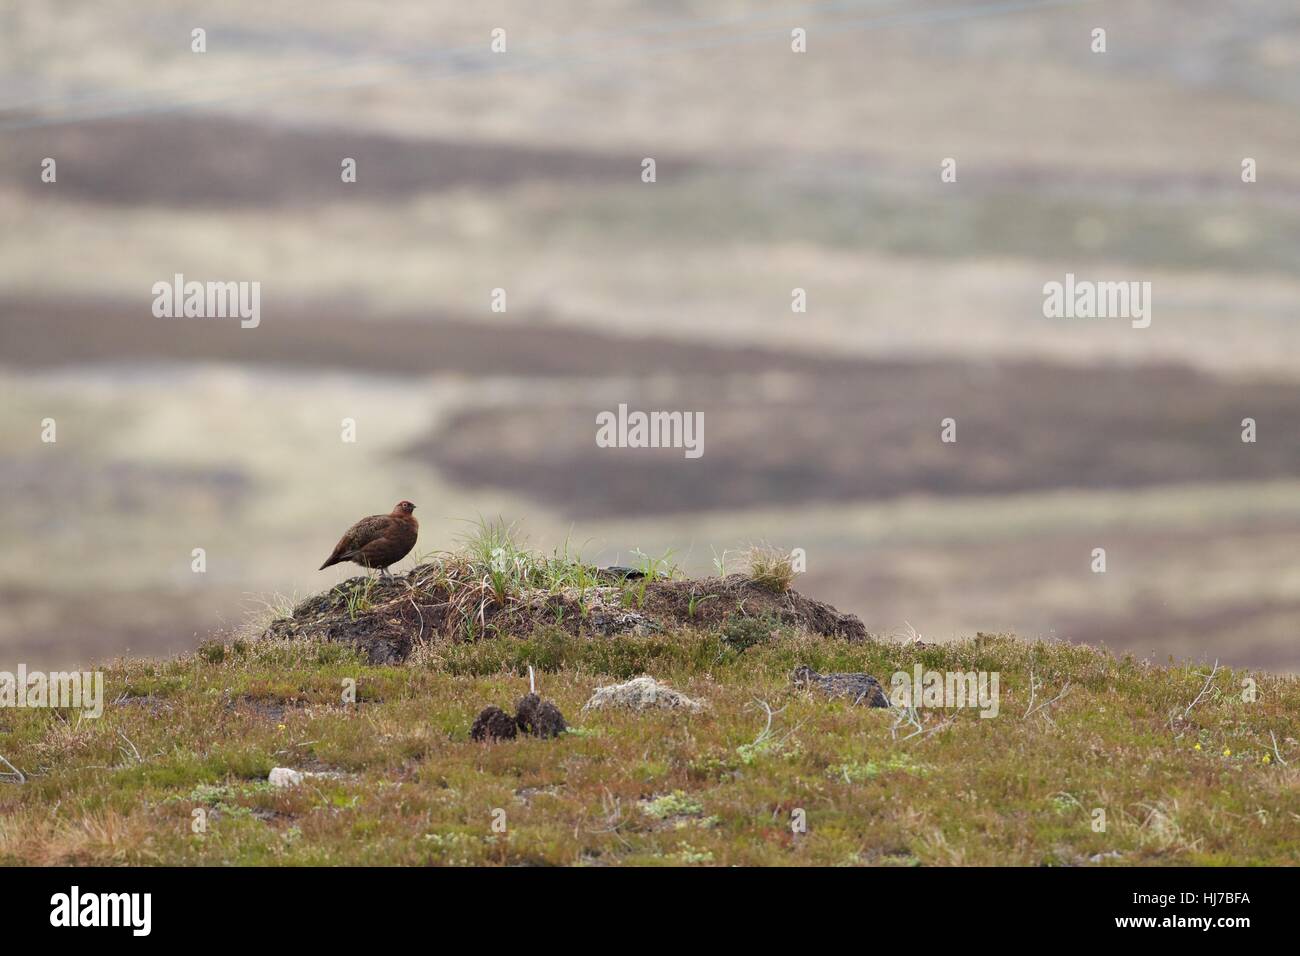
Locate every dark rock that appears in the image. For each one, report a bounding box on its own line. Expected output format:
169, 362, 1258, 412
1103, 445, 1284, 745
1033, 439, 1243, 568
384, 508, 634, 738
792, 665, 889, 708
470, 705, 518, 741
596, 565, 678, 582
598, 565, 646, 580
514, 693, 567, 738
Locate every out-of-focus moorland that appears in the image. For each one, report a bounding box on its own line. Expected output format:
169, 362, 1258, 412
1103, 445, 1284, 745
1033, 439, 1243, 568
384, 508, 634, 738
2, 0, 1299, 668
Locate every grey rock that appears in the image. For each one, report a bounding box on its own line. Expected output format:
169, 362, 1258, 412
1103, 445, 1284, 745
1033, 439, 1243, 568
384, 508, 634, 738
791, 665, 889, 707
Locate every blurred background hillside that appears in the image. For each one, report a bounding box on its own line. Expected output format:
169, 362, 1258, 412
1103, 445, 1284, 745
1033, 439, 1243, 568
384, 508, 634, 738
2, 0, 1299, 669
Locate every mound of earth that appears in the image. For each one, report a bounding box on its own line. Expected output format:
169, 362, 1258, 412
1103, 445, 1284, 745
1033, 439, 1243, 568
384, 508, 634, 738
514, 693, 567, 738
469, 705, 517, 742
261, 563, 868, 664
470, 694, 567, 741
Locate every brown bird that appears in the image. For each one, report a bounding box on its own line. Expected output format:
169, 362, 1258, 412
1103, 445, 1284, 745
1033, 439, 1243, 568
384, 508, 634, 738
318, 500, 419, 576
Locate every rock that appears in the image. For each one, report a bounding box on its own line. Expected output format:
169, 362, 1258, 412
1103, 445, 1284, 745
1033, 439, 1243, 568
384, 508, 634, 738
470, 705, 518, 742
791, 665, 889, 707
583, 676, 704, 713
596, 566, 673, 582
585, 608, 659, 637
268, 767, 305, 787
514, 693, 567, 738
598, 565, 647, 580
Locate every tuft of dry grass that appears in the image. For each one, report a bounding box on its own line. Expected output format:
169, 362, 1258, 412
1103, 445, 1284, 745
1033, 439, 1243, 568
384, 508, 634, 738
742, 544, 799, 594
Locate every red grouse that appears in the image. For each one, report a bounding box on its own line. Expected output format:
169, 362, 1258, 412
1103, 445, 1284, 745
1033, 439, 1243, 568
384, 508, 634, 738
319, 500, 419, 576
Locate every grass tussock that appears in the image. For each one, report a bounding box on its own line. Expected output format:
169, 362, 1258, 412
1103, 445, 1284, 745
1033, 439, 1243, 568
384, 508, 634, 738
740, 544, 799, 593
262, 521, 864, 662
1, 625, 1298, 866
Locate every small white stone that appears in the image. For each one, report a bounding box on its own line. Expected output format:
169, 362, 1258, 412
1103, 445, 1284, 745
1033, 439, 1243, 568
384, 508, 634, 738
583, 676, 704, 712
268, 767, 304, 788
